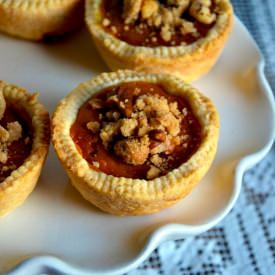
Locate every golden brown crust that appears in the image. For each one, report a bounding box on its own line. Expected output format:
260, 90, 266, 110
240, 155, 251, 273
0, 0, 84, 41
52, 71, 219, 215
85, 0, 233, 82
0, 81, 50, 217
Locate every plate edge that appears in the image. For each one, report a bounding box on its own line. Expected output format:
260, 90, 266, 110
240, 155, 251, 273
6, 16, 275, 275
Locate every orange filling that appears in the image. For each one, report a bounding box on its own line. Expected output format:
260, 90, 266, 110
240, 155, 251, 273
0, 104, 32, 181
101, 0, 217, 47
71, 81, 201, 180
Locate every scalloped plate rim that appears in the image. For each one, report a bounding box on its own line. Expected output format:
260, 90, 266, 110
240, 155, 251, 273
6, 16, 275, 275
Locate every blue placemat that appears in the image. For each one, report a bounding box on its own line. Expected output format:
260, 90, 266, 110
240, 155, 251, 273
131, 1, 275, 274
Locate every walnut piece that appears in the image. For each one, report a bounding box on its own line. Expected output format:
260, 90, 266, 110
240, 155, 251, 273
150, 142, 167, 155
0, 126, 9, 143
0, 147, 7, 164
141, 0, 159, 19
150, 154, 163, 168
180, 20, 197, 35
89, 98, 103, 109
149, 129, 166, 142
123, 0, 143, 24
87, 121, 100, 133
189, 0, 216, 24
147, 165, 161, 179
106, 94, 119, 105
161, 24, 172, 42
106, 111, 120, 121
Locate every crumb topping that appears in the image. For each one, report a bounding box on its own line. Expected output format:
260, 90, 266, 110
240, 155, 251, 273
102, 0, 219, 46
87, 92, 184, 170
0, 91, 31, 181
0, 121, 22, 165
7, 122, 22, 143
71, 81, 202, 180
114, 135, 150, 165
83, 83, 201, 180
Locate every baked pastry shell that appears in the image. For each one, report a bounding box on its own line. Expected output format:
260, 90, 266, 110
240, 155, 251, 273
52, 71, 219, 216
0, 81, 50, 217
0, 0, 84, 40
85, 0, 233, 82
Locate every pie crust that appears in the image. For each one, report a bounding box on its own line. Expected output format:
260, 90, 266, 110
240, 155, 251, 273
0, 81, 50, 217
85, 0, 233, 82
52, 71, 219, 215
0, 0, 84, 41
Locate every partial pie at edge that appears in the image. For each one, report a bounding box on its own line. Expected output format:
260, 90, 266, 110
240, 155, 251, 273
85, 0, 233, 82
0, 81, 50, 217
0, 0, 84, 41
52, 71, 219, 215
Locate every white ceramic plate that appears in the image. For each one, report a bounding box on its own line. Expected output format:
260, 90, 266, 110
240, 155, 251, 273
0, 17, 274, 275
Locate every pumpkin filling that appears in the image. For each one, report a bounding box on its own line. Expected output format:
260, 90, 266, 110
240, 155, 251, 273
0, 103, 32, 182
71, 81, 201, 180
101, 0, 220, 47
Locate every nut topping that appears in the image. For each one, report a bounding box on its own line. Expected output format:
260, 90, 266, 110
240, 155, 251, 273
116, 0, 218, 43
149, 129, 166, 142
85, 82, 194, 179
0, 92, 24, 165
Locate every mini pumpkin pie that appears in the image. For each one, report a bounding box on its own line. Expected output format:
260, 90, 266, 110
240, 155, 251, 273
0, 0, 84, 41
52, 71, 219, 215
0, 81, 50, 217
86, 0, 233, 82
